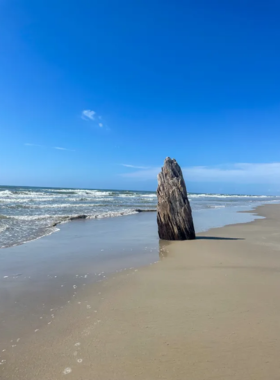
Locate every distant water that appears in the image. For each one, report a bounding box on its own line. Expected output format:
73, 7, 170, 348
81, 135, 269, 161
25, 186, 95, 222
0, 185, 279, 248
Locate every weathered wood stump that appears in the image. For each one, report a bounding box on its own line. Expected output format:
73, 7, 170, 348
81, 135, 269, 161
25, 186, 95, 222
157, 157, 196, 240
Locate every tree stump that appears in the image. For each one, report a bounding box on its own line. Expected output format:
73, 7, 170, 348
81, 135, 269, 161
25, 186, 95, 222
157, 157, 196, 240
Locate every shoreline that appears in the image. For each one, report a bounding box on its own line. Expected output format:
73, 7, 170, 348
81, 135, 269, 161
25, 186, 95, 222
1, 199, 275, 250
1, 209, 158, 250
0, 209, 156, 250
1, 203, 280, 379
1, 184, 279, 250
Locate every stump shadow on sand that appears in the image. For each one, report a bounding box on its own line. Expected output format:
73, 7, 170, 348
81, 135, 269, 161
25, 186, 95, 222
159, 236, 244, 259
196, 236, 244, 241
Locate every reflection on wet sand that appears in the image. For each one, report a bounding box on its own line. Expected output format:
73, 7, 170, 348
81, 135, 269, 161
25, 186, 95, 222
159, 239, 172, 259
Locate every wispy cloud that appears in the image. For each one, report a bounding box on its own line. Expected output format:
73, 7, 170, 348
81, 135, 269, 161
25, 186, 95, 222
183, 163, 280, 184
121, 162, 280, 184
121, 164, 151, 170
54, 146, 75, 152
81, 109, 106, 128
25, 144, 75, 152
81, 109, 95, 120
25, 143, 44, 148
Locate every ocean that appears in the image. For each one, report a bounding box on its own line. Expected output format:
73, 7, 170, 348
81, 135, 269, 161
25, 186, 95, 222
0, 185, 279, 249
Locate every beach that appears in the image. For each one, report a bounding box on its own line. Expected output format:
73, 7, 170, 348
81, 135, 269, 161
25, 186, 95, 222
2, 0, 280, 378
0, 204, 280, 379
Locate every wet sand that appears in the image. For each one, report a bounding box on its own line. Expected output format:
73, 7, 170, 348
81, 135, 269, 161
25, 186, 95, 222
1, 204, 280, 379
0, 213, 159, 356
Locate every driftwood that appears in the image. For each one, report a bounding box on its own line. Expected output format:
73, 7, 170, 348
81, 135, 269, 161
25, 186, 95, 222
157, 157, 195, 240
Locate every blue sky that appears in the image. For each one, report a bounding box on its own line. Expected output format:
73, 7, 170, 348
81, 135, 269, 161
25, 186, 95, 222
1, 0, 280, 194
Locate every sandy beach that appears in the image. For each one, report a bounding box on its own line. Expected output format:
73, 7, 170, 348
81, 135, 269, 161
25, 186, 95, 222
1, 204, 280, 379
3, 1, 280, 378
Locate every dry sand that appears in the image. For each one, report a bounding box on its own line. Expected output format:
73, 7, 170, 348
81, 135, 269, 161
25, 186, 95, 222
2, 204, 280, 379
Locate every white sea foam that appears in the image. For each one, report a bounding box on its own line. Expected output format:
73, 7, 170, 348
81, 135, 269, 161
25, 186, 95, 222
188, 193, 270, 199
0, 191, 54, 199
45, 189, 113, 197
9, 215, 55, 221
88, 210, 138, 219
0, 224, 8, 233
117, 194, 136, 198
0, 190, 14, 196
23, 203, 101, 209
63, 367, 72, 375
0, 196, 58, 203
1, 186, 279, 249
140, 194, 157, 198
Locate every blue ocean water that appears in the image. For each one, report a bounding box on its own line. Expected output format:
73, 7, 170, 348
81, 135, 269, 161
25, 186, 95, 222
0, 185, 279, 248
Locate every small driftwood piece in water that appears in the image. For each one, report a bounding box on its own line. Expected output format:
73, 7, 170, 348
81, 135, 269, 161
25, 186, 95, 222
157, 157, 196, 240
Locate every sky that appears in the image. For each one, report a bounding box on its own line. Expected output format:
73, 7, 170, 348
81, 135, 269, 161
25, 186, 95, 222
1, 0, 280, 194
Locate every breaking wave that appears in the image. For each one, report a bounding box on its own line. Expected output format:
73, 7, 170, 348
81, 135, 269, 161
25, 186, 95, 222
1, 185, 279, 249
